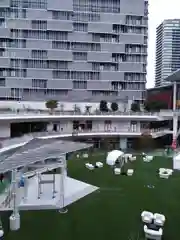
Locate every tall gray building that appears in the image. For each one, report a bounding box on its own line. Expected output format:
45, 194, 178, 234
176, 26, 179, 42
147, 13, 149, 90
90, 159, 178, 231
155, 19, 180, 87
0, 0, 148, 102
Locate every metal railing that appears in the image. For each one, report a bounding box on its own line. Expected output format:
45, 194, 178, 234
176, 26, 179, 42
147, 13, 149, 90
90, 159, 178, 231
0, 128, 171, 149
0, 110, 160, 116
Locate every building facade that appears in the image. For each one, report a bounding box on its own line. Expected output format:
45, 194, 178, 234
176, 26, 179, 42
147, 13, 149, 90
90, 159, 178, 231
155, 19, 180, 87
0, 0, 148, 102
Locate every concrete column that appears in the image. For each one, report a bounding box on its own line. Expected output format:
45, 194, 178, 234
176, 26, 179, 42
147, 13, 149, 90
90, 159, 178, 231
119, 138, 127, 150
173, 113, 178, 139
173, 81, 177, 111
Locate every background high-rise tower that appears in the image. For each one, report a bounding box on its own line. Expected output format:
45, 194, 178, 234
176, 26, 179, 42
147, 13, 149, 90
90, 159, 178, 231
155, 19, 180, 87
0, 0, 148, 102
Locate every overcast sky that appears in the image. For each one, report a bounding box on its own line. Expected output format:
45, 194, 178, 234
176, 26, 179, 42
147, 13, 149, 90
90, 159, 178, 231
147, 0, 180, 88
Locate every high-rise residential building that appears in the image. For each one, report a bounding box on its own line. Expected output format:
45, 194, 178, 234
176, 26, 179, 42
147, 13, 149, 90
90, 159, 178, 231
155, 19, 180, 87
0, 0, 148, 102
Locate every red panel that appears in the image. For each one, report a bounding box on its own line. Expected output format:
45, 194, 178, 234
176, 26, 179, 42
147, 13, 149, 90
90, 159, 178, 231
147, 90, 172, 108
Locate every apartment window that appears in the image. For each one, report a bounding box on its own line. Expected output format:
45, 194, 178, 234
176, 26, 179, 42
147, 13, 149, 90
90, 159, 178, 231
0, 19, 5, 27
72, 12, 100, 22
52, 71, 70, 79
11, 29, 22, 38
24, 60, 47, 69
0, 78, 5, 86
11, 88, 21, 98
10, 59, 23, 68
91, 90, 118, 96
47, 60, 68, 69
73, 81, 87, 89
31, 20, 47, 30
7, 69, 27, 77
11, 0, 47, 9
47, 31, 68, 40
22, 30, 47, 39
31, 50, 47, 59
0, 49, 5, 57
9, 39, 26, 48
73, 23, 88, 32
71, 71, 99, 80
52, 41, 70, 50
52, 11, 71, 20
32, 79, 47, 88
73, 52, 87, 61
73, 0, 120, 13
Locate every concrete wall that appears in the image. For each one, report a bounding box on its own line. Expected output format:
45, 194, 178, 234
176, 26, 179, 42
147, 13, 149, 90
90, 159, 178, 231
0, 122, 10, 138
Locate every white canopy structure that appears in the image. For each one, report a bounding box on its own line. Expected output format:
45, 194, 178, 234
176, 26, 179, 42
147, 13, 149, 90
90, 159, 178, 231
173, 153, 180, 170
106, 150, 124, 166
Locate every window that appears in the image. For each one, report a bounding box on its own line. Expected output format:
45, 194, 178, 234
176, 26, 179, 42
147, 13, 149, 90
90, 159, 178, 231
24, 60, 47, 68
73, 81, 87, 89
52, 71, 70, 79
11, 0, 47, 9
0, 49, 5, 57
32, 79, 47, 88
73, 23, 88, 32
73, 52, 87, 61
9, 39, 26, 48
52, 11, 71, 20
47, 61, 68, 69
31, 50, 47, 59
72, 12, 100, 22
31, 20, 47, 30
0, 78, 5, 87
52, 41, 70, 50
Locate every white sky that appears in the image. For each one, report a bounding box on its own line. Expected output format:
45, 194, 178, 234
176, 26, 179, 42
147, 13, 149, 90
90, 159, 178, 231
147, 0, 180, 88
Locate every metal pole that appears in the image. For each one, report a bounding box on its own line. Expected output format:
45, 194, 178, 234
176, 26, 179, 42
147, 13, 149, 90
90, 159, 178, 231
37, 172, 41, 199
11, 169, 18, 216
52, 173, 56, 198
59, 165, 68, 213
172, 81, 178, 148
23, 177, 28, 202
173, 81, 177, 111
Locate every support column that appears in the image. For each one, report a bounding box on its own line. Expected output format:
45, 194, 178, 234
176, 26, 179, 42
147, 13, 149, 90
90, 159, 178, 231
37, 173, 42, 199
172, 81, 178, 149
173, 114, 178, 139
52, 174, 56, 198
59, 165, 68, 213
9, 169, 20, 231
172, 113, 178, 149
119, 138, 127, 150
173, 81, 177, 111
23, 177, 28, 202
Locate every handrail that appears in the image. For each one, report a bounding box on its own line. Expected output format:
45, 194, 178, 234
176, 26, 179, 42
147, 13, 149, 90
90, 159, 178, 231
0, 128, 171, 149
0, 111, 160, 116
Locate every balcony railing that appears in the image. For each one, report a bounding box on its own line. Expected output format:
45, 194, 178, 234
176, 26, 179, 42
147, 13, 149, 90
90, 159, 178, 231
0, 110, 160, 116
0, 128, 171, 149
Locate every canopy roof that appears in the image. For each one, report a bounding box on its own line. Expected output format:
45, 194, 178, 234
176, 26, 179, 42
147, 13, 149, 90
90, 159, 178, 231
106, 150, 124, 166
0, 138, 92, 173
164, 69, 180, 82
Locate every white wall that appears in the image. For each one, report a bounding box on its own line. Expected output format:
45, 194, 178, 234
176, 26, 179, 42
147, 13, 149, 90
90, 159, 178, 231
0, 122, 10, 138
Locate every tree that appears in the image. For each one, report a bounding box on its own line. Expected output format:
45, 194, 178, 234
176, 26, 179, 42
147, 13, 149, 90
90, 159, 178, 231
99, 100, 108, 112
111, 102, 118, 111
45, 100, 58, 114
131, 102, 140, 112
